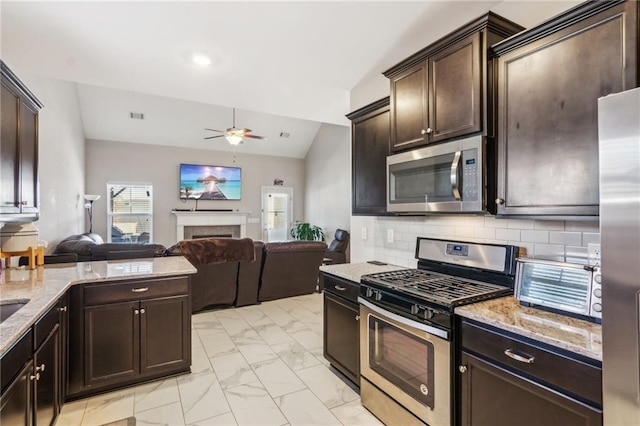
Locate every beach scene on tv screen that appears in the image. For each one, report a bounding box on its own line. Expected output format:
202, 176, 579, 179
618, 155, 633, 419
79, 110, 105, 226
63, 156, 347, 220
180, 164, 241, 200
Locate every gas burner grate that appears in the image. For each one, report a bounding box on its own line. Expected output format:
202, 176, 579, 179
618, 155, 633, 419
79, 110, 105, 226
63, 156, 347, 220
362, 269, 510, 307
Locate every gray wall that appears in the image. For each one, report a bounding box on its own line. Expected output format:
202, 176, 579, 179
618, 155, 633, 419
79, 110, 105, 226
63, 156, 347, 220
86, 139, 305, 247
304, 123, 351, 244
8, 74, 87, 252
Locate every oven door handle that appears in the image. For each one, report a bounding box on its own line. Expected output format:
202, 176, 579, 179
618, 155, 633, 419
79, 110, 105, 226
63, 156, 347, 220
451, 150, 462, 201
358, 298, 449, 340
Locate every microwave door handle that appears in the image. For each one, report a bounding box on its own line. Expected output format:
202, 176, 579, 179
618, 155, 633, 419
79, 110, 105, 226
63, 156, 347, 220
451, 151, 462, 201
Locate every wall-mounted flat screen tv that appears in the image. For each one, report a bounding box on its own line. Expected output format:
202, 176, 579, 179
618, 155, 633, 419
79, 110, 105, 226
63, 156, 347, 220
179, 163, 242, 200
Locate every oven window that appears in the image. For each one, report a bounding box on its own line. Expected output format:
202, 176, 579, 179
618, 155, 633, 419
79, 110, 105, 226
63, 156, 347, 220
389, 153, 457, 203
368, 315, 435, 409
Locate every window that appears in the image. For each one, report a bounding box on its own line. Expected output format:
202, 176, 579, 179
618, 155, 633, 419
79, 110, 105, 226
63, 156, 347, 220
107, 183, 153, 243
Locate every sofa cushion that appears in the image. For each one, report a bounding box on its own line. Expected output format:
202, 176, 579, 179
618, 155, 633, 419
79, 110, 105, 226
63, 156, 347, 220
90, 243, 166, 260
178, 238, 255, 266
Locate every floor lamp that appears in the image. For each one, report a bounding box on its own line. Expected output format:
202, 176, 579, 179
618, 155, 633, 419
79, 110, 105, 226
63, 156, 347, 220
84, 194, 101, 234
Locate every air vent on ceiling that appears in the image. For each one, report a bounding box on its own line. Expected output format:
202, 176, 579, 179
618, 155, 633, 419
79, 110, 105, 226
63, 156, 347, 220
130, 112, 144, 120
279, 132, 290, 138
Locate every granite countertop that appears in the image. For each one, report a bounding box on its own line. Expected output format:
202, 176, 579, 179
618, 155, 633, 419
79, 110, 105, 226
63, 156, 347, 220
0, 256, 197, 355
456, 297, 602, 361
320, 261, 407, 283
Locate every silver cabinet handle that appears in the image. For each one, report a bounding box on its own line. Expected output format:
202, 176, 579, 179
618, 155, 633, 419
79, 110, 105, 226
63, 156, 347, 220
134, 309, 140, 315
355, 315, 360, 321
334, 285, 346, 291
131, 287, 149, 293
421, 129, 427, 135
140, 308, 146, 314
450, 150, 462, 201
495, 198, 505, 205
35, 363, 45, 372
459, 365, 468, 373
426, 127, 433, 134
59, 306, 68, 312
30, 373, 40, 381
504, 349, 535, 364
420, 128, 434, 135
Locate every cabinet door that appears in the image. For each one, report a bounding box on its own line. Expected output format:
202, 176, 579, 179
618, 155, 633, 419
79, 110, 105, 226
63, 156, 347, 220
0, 83, 20, 215
390, 62, 428, 152
58, 296, 68, 410
323, 292, 359, 384
0, 360, 32, 426
428, 32, 481, 143
351, 101, 390, 215
495, 2, 635, 216
140, 296, 190, 377
34, 325, 59, 426
85, 301, 139, 388
460, 352, 602, 426
18, 100, 38, 215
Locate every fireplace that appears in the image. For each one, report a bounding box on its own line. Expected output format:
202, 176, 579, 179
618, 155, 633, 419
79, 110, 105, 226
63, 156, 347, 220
172, 211, 249, 241
183, 225, 240, 240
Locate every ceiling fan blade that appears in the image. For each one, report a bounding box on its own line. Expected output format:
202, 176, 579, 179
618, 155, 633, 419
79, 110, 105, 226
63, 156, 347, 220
204, 135, 225, 139
205, 128, 224, 133
244, 134, 267, 140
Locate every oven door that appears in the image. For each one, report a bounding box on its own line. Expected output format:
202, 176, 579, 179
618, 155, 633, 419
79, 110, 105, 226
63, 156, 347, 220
359, 299, 450, 426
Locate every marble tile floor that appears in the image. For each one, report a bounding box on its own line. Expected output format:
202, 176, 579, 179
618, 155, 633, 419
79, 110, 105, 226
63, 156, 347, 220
56, 293, 383, 426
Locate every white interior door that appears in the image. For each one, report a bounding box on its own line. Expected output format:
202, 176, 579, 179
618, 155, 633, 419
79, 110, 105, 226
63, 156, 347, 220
261, 186, 293, 242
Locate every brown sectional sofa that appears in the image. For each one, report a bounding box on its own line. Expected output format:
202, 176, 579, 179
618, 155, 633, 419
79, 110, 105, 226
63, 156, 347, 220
183, 239, 327, 313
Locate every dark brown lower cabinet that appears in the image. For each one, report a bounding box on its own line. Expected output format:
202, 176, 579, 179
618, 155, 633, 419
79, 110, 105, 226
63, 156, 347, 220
459, 320, 602, 426
322, 273, 360, 385
34, 324, 59, 426
0, 360, 32, 426
69, 276, 191, 399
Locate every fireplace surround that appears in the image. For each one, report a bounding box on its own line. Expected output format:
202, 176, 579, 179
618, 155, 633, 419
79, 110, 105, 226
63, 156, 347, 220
172, 211, 249, 241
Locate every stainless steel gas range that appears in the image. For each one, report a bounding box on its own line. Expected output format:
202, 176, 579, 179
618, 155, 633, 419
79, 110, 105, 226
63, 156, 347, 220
359, 237, 518, 426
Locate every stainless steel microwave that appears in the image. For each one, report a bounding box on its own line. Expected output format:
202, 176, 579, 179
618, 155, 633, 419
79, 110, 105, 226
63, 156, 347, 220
387, 136, 483, 213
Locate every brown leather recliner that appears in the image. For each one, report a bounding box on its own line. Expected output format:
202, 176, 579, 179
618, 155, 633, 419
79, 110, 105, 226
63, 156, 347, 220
258, 241, 327, 302
324, 229, 350, 264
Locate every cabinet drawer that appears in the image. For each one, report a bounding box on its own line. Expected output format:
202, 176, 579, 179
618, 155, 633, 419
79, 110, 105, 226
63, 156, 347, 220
323, 274, 359, 303
84, 277, 189, 306
34, 299, 60, 350
461, 321, 602, 407
0, 329, 33, 393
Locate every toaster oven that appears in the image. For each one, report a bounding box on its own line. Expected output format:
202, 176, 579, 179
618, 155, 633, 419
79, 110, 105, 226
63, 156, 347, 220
515, 258, 602, 323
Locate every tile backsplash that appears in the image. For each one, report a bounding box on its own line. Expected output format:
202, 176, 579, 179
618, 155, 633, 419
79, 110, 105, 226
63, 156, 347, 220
365, 215, 600, 268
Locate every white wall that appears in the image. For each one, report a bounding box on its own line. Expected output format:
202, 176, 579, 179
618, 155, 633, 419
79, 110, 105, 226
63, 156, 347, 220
11, 74, 87, 252
85, 139, 305, 247
304, 123, 351, 245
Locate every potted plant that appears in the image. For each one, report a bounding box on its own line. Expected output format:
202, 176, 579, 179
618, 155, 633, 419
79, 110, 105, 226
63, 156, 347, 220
290, 222, 325, 241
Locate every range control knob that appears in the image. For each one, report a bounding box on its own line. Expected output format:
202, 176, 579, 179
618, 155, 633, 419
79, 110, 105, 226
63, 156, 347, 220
593, 288, 602, 298
366, 288, 374, 298
374, 291, 383, 301
592, 303, 602, 313
419, 307, 434, 320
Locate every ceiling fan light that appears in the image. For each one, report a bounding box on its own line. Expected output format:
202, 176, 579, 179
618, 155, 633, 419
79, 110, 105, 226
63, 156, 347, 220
226, 135, 243, 145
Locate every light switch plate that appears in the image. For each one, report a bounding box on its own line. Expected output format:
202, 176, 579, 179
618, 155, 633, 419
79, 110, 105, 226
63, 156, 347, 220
361, 227, 368, 240
387, 229, 394, 244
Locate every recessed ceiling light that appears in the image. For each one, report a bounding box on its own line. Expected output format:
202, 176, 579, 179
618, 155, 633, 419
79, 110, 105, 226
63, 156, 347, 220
192, 53, 211, 66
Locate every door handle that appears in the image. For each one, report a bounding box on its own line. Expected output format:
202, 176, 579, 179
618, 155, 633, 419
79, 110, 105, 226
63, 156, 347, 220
504, 349, 535, 364
450, 150, 462, 201
131, 287, 149, 293
334, 285, 346, 291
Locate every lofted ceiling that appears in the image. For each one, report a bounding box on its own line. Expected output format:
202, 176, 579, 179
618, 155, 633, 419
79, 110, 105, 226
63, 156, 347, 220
0, 1, 581, 158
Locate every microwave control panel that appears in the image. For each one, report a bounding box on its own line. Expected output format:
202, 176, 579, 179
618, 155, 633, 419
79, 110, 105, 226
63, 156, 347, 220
462, 149, 479, 201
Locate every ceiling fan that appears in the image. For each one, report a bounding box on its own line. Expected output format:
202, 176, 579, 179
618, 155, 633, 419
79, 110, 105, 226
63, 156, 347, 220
204, 108, 267, 145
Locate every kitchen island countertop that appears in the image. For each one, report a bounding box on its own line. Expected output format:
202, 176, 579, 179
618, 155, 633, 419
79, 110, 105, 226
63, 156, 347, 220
0, 256, 196, 355
320, 261, 407, 283
456, 297, 602, 361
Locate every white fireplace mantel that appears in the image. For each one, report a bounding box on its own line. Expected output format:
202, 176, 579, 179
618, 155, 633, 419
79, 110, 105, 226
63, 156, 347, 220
172, 210, 250, 240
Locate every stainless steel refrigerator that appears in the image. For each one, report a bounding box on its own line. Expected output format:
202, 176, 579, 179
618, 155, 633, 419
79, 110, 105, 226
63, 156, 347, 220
599, 87, 640, 425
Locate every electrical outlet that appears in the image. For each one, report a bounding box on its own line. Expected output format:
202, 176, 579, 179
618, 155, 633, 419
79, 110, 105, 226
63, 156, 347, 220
588, 243, 601, 266
387, 229, 394, 244
361, 227, 368, 241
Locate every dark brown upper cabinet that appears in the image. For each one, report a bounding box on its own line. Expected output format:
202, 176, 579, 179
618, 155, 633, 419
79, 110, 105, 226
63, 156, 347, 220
384, 13, 523, 153
491, 0, 638, 217
1, 61, 43, 222
347, 97, 391, 216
